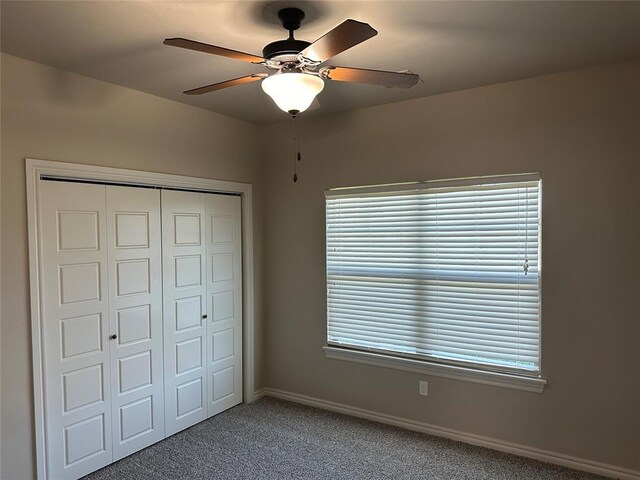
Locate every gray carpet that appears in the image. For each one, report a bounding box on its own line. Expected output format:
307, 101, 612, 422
84, 397, 605, 480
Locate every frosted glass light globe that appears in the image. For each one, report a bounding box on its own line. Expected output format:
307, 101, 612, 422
262, 72, 324, 115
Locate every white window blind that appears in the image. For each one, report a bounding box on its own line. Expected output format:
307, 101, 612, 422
326, 176, 541, 375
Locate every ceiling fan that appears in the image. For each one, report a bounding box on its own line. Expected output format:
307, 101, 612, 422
164, 7, 419, 116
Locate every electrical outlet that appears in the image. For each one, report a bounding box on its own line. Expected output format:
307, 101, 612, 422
419, 380, 429, 396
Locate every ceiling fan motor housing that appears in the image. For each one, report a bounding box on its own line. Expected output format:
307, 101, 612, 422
262, 39, 311, 61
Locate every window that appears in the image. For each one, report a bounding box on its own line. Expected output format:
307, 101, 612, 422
325, 174, 542, 387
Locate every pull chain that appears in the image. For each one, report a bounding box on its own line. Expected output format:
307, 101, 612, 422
292, 115, 302, 182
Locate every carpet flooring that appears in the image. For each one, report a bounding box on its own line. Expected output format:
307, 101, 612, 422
84, 397, 606, 480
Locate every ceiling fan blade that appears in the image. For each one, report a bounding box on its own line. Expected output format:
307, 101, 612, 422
323, 66, 419, 88
300, 20, 377, 63
184, 74, 268, 95
164, 38, 264, 64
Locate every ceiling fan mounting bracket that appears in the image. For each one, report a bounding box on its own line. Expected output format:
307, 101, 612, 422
278, 7, 306, 33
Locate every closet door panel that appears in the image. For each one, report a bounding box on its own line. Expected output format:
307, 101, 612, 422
161, 190, 208, 435
40, 181, 112, 480
38, 179, 245, 479
106, 186, 165, 460
206, 194, 243, 416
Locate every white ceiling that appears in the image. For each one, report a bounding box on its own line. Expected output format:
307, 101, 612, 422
2, 1, 639, 125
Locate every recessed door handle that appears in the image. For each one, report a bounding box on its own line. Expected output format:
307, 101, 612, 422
202, 314, 208, 319
111, 334, 117, 340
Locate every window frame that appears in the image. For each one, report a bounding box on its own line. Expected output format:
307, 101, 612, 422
324, 173, 546, 393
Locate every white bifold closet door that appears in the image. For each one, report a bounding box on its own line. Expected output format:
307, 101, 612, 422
40, 181, 164, 479
161, 190, 208, 435
161, 190, 243, 436
40, 181, 113, 480
38, 181, 243, 479
205, 193, 243, 417
106, 186, 165, 459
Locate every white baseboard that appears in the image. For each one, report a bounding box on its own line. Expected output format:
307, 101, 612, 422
259, 387, 639, 480
251, 388, 268, 401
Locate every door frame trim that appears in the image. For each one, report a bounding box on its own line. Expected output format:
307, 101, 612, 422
26, 158, 257, 479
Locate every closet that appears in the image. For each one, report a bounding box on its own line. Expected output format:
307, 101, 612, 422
37, 179, 242, 479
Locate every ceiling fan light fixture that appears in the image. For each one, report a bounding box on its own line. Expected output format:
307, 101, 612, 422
261, 72, 324, 115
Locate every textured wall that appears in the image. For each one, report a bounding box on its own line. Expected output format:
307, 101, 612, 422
0, 53, 266, 479
262, 62, 640, 471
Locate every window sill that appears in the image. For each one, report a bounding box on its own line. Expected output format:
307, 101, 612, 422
323, 346, 547, 393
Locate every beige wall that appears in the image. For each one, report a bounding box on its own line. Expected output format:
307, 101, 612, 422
0, 53, 266, 479
263, 62, 640, 471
